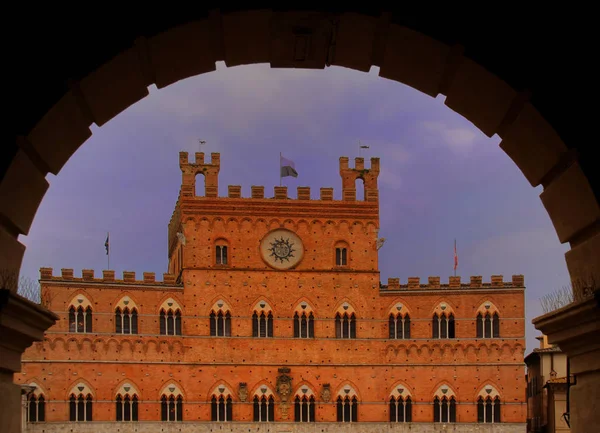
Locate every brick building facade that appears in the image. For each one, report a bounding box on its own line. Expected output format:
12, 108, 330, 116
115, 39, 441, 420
15, 152, 527, 431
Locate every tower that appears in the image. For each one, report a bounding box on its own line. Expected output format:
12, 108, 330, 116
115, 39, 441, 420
339, 156, 380, 202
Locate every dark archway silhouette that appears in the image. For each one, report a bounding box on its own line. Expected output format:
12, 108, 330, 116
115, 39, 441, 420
2, 7, 598, 433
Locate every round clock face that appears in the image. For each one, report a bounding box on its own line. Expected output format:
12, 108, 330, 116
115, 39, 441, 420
260, 229, 304, 270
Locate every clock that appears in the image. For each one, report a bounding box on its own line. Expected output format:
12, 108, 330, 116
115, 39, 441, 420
260, 229, 304, 270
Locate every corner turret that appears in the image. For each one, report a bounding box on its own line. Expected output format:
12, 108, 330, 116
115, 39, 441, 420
339, 156, 380, 202
179, 151, 220, 197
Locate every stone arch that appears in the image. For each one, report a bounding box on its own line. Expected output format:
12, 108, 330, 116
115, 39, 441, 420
207, 380, 237, 402
67, 293, 93, 309
292, 298, 315, 315
208, 297, 232, 314
158, 296, 183, 314
430, 300, 456, 316
114, 294, 139, 311
389, 381, 413, 399
475, 299, 501, 315
159, 381, 185, 399
26, 380, 46, 397
2, 10, 596, 299
66, 380, 95, 400
334, 381, 361, 400
251, 297, 274, 315
3, 11, 600, 431
334, 300, 357, 316
432, 382, 457, 399
250, 382, 275, 398
115, 380, 141, 399
293, 381, 316, 398
387, 299, 412, 317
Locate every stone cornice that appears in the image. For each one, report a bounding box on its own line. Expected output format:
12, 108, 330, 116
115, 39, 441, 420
0, 289, 58, 372
533, 291, 600, 375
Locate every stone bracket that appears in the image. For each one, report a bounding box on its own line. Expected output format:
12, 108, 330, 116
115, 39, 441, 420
0, 289, 58, 373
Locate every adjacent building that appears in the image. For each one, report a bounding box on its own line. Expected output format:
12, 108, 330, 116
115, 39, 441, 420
16, 152, 527, 431
525, 334, 571, 433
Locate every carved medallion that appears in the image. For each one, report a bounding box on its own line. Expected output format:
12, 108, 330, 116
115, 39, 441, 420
260, 229, 304, 270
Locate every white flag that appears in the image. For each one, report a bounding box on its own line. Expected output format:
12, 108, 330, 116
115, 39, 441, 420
280, 154, 298, 178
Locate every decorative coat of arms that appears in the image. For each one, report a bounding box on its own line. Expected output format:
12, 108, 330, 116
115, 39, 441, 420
321, 383, 331, 403
276, 367, 293, 403
238, 383, 248, 402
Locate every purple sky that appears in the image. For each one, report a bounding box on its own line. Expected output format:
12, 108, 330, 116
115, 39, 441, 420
19, 62, 570, 353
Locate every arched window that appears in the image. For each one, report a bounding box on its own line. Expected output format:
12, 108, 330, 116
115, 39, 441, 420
389, 386, 412, 422
115, 307, 138, 334
116, 394, 138, 422
335, 246, 348, 266
68, 295, 93, 333
159, 298, 182, 336
27, 385, 45, 422
252, 301, 273, 338
476, 302, 501, 338
336, 395, 358, 422
433, 385, 456, 423
115, 382, 139, 422
335, 312, 356, 339
432, 309, 455, 338
215, 240, 229, 265
253, 387, 274, 422
210, 385, 233, 422
160, 384, 183, 422
68, 383, 93, 422
433, 396, 456, 423
389, 396, 412, 422
477, 386, 501, 423
293, 303, 315, 338
389, 304, 411, 339
294, 386, 316, 422
209, 300, 232, 337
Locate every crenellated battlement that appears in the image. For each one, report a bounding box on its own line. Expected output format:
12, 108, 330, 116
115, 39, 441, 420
340, 156, 380, 202
174, 152, 381, 202
179, 151, 220, 198
382, 275, 525, 291
215, 185, 355, 200
39, 267, 180, 286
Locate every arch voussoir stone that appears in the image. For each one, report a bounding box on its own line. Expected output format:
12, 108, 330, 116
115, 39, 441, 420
147, 20, 217, 89
26, 91, 92, 176
540, 162, 600, 244
499, 101, 570, 187
444, 57, 517, 137
331, 13, 377, 72
78, 47, 149, 127
0, 150, 48, 237
222, 10, 272, 67
565, 231, 600, 289
379, 24, 450, 98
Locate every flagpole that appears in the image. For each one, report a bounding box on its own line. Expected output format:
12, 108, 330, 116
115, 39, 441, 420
279, 152, 282, 187
107, 232, 110, 270
454, 239, 456, 277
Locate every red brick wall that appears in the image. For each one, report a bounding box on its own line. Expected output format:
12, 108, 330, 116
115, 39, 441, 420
16, 154, 526, 424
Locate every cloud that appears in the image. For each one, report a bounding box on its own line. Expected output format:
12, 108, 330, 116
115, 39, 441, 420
421, 121, 478, 154
379, 167, 403, 190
